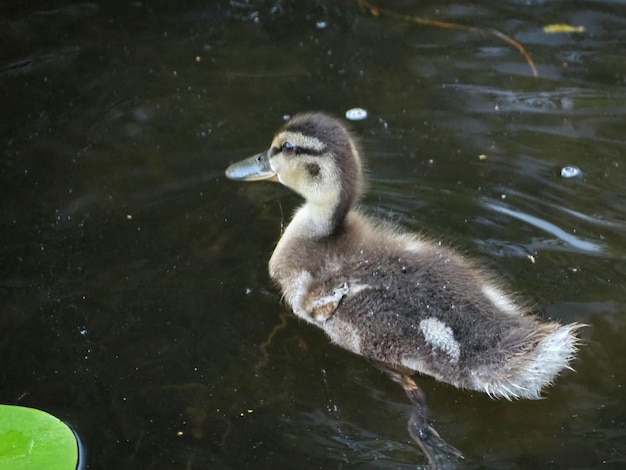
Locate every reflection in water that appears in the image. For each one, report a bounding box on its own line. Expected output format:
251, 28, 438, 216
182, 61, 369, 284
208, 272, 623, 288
1, 1, 625, 469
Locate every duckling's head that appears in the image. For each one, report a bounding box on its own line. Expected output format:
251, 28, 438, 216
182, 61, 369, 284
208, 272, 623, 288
226, 113, 364, 231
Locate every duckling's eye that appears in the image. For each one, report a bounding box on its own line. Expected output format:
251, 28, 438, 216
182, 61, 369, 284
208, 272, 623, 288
281, 141, 295, 156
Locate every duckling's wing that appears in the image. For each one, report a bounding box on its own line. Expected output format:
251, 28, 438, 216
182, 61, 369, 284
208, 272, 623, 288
320, 253, 580, 399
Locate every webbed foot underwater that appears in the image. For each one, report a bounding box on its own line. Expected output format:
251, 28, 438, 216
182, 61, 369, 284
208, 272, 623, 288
225, 112, 583, 468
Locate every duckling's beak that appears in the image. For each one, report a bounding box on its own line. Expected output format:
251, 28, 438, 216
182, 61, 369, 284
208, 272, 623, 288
225, 152, 278, 182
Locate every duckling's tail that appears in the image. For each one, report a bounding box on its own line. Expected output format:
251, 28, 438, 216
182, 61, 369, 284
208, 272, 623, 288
478, 322, 584, 400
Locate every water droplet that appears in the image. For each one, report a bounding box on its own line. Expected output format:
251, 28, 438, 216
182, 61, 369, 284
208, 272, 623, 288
561, 165, 581, 178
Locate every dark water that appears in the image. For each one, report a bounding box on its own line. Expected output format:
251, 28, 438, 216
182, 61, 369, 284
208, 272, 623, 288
1, 1, 625, 468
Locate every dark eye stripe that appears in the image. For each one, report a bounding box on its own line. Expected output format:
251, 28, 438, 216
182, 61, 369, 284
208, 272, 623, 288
298, 146, 325, 156
271, 143, 326, 157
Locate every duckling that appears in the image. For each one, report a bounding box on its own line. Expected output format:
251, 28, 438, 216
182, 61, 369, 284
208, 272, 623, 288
225, 112, 582, 468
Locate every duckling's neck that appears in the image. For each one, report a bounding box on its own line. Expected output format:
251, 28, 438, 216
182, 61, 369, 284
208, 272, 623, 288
288, 199, 346, 239
269, 199, 348, 280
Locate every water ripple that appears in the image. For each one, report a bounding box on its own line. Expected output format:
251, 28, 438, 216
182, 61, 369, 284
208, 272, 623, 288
482, 197, 606, 255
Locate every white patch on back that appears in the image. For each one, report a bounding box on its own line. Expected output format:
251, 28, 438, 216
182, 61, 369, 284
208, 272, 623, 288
404, 240, 425, 253
419, 317, 460, 363
482, 285, 519, 315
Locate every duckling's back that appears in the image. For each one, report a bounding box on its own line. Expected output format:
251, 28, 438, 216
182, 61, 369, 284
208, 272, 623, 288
271, 210, 580, 400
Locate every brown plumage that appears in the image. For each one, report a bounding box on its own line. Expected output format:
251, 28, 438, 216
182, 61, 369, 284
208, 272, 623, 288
225, 112, 582, 466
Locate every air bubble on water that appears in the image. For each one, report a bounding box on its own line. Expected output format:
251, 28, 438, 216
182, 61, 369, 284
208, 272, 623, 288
345, 108, 368, 121
561, 165, 582, 178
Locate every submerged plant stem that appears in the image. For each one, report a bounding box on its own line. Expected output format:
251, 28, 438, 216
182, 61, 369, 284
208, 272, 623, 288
356, 0, 538, 78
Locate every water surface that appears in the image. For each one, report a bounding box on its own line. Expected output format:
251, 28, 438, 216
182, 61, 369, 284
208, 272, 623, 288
1, 1, 625, 468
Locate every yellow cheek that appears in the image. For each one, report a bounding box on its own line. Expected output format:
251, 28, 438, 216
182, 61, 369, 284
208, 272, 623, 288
272, 160, 302, 188
287, 168, 307, 189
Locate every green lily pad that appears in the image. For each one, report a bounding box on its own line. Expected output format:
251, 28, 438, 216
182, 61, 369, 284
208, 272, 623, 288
0, 405, 79, 470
